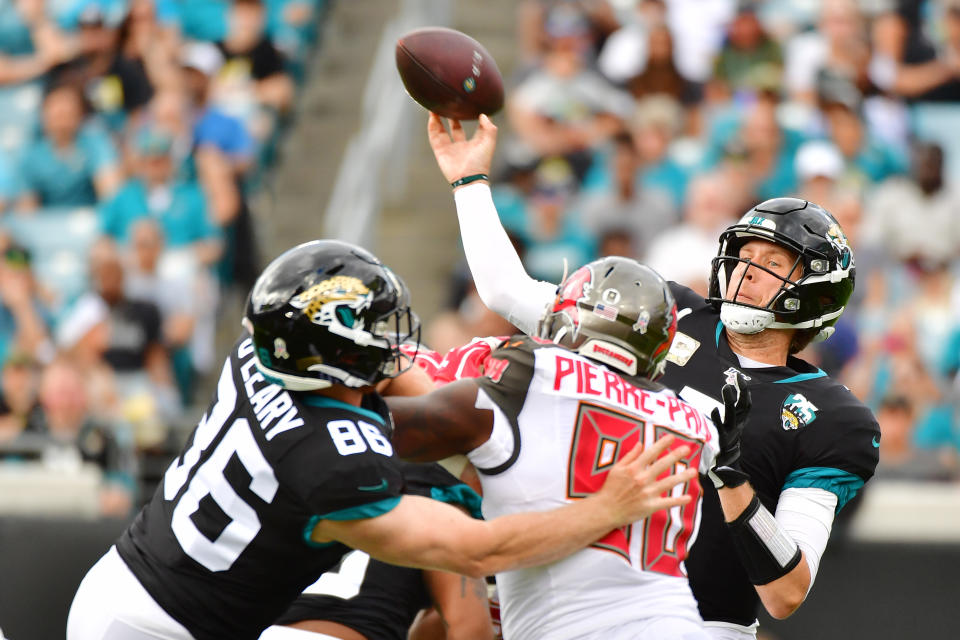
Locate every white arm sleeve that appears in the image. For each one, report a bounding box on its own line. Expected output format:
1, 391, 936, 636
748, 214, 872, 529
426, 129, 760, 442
775, 487, 838, 594
453, 183, 558, 335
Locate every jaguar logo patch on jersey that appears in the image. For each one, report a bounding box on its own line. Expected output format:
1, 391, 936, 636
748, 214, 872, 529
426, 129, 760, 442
291, 276, 372, 327
781, 393, 818, 430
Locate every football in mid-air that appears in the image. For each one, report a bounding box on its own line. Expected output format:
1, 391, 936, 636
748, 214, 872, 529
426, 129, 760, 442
395, 26, 504, 120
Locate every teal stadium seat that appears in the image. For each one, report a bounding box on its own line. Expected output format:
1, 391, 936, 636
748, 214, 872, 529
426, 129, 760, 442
0, 82, 41, 156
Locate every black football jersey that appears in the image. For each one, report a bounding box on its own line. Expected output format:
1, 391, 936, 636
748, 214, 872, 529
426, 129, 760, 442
274, 461, 482, 640
116, 334, 405, 640
661, 284, 880, 627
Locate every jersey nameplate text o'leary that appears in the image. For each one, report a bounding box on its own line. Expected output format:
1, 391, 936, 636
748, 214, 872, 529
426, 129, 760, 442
235, 338, 305, 440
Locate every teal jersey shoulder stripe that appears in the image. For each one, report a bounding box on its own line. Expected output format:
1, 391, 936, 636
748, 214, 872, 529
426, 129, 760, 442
430, 484, 484, 520
320, 496, 402, 521
774, 369, 827, 384
301, 395, 386, 426
783, 467, 864, 513
715, 321, 723, 348
303, 496, 403, 547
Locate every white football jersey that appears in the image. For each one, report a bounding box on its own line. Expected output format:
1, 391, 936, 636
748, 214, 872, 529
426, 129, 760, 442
467, 337, 720, 640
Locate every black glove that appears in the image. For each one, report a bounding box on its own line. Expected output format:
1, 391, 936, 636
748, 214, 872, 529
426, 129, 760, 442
708, 372, 752, 489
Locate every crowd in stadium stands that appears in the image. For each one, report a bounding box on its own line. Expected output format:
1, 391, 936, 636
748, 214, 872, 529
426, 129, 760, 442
428, 0, 960, 487
1, 0, 959, 522
0, 0, 326, 516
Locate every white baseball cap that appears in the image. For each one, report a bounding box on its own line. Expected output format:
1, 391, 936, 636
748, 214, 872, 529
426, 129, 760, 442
795, 140, 844, 181
181, 41, 224, 77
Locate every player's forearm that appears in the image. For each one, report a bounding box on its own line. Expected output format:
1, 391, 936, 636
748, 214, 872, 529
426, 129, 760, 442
460, 497, 620, 577
452, 183, 552, 335
718, 484, 810, 617
755, 551, 811, 619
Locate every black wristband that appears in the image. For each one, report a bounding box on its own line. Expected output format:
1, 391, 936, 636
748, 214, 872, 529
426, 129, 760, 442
726, 495, 803, 585
450, 173, 489, 188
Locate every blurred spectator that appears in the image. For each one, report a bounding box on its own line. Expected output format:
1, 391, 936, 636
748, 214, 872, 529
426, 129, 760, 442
868, 2, 960, 103
181, 40, 255, 174
0, 352, 40, 443
15, 82, 122, 209
663, 0, 736, 85
507, 158, 596, 282
578, 132, 675, 259
124, 218, 216, 405
793, 139, 851, 204
599, 16, 700, 107
708, 91, 803, 201
872, 395, 958, 483
22, 357, 136, 516
507, 3, 634, 170
426, 280, 517, 355
0, 0, 75, 86
863, 142, 960, 266
708, 3, 783, 102
819, 78, 907, 188
0, 241, 54, 365
50, 1, 157, 133
596, 226, 635, 259
628, 94, 690, 208
87, 239, 176, 406
644, 171, 738, 296
100, 125, 223, 267
784, 0, 870, 104
515, 0, 617, 68
55, 287, 123, 429
178, 39, 260, 289
213, 0, 295, 140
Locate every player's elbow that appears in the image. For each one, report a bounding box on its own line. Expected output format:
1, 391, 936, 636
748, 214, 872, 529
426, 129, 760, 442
762, 588, 806, 619
455, 556, 491, 580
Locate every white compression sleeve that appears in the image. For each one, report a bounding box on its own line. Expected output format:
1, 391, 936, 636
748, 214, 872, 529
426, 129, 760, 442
775, 487, 837, 593
453, 183, 558, 335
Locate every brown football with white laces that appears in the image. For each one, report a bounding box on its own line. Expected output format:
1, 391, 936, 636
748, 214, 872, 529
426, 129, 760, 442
395, 26, 504, 120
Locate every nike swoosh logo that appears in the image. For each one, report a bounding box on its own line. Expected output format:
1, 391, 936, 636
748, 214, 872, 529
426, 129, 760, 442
872, 436, 880, 448
357, 479, 388, 492
677, 307, 693, 320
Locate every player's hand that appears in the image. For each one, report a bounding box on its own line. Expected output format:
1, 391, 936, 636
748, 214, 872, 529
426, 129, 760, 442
427, 112, 497, 186
594, 435, 696, 528
708, 372, 752, 489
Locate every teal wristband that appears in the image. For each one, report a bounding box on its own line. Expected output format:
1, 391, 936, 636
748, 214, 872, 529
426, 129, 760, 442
450, 173, 489, 188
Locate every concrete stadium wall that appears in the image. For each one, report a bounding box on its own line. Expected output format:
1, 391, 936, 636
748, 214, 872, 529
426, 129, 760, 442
0, 516, 956, 640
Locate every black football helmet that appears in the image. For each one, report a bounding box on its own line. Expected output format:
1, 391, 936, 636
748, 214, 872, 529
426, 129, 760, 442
707, 197, 854, 342
538, 257, 677, 379
243, 240, 420, 390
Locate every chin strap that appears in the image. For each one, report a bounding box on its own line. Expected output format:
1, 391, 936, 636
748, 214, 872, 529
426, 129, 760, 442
720, 303, 840, 343
720, 302, 774, 335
